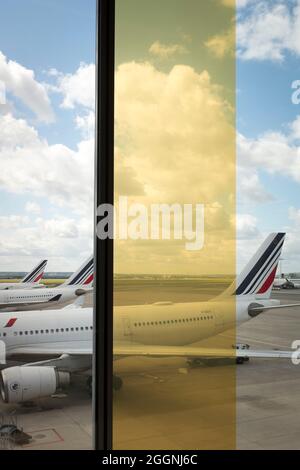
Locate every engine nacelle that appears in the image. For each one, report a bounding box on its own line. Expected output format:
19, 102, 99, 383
0, 366, 70, 403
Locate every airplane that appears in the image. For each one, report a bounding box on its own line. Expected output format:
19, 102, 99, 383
282, 277, 300, 289
0, 232, 299, 404
273, 276, 300, 289
0, 259, 48, 290
0, 255, 93, 312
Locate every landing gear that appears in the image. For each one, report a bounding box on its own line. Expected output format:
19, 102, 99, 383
113, 375, 123, 391
236, 357, 245, 364
233, 343, 250, 364
187, 358, 203, 367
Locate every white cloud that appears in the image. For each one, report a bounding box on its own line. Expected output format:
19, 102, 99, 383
237, 165, 274, 203
0, 214, 92, 270
237, 1, 300, 62
75, 110, 95, 139
25, 201, 41, 215
114, 61, 236, 273
37, 217, 78, 239
205, 26, 235, 58
0, 55, 95, 270
149, 41, 188, 59
0, 51, 54, 122
0, 113, 94, 215
58, 62, 95, 109
238, 123, 300, 184
222, 0, 255, 8
236, 213, 259, 238
0, 215, 29, 230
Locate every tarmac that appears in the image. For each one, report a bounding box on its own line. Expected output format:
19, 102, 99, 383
1, 284, 300, 450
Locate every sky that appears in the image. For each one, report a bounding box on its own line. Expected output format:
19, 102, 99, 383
1, 0, 300, 274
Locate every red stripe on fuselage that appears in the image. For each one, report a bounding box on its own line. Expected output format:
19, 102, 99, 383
5, 318, 17, 328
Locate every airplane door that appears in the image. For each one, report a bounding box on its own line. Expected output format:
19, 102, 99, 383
122, 317, 132, 337
215, 312, 224, 330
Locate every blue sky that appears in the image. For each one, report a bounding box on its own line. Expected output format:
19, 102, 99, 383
0, 0, 96, 149
1, 0, 300, 273
0, 0, 96, 271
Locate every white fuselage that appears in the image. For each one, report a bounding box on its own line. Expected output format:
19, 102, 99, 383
0, 296, 278, 357
0, 282, 43, 291
0, 286, 86, 312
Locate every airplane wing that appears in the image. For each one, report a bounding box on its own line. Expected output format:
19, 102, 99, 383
113, 343, 295, 360
249, 302, 300, 315
5, 343, 295, 371
6, 348, 92, 373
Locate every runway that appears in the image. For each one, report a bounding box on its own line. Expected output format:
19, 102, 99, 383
1, 284, 300, 449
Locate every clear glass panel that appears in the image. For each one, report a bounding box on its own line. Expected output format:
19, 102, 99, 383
236, 0, 300, 451
113, 0, 236, 450
0, 0, 95, 450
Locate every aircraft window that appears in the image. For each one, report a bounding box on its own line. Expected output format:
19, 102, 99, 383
41, 330, 44, 334
3, 333, 6, 337
25, 331, 28, 335
85, 326, 89, 330
61, 328, 64, 332
71, 328, 74, 331
76, 327, 79, 331
80, 327, 84, 331
51, 329, 54, 333
14, 332, 17, 336
30, 331, 34, 335
35, 330, 39, 334
56, 329, 59, 332
66, 328, 69, 332
19, 332, 23, 335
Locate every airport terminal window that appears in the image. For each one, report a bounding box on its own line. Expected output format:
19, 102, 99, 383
113, 0, 235, 450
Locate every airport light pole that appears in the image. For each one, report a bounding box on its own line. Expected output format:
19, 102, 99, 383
94, 0, 115, 451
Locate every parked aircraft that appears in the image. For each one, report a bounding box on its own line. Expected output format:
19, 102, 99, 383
0, 234, 299, 403
0, 260, 47, 290
0, 255, 93, 312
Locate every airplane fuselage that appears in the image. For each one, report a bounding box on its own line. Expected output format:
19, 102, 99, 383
0, 286, 86, 312
0, 282, 43, 291
0, 297, 278, 357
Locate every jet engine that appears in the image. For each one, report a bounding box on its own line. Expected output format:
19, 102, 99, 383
0, 366, 70, 403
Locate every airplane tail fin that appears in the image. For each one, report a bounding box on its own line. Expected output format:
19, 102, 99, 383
21, 259, 48, 284
234, 232, 285, 299
63, 255, 94, 287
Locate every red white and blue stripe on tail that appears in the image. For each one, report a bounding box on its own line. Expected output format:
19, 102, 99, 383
235, 232, 285, 298
21, 259, 48, 284
63, 255, 94, 287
